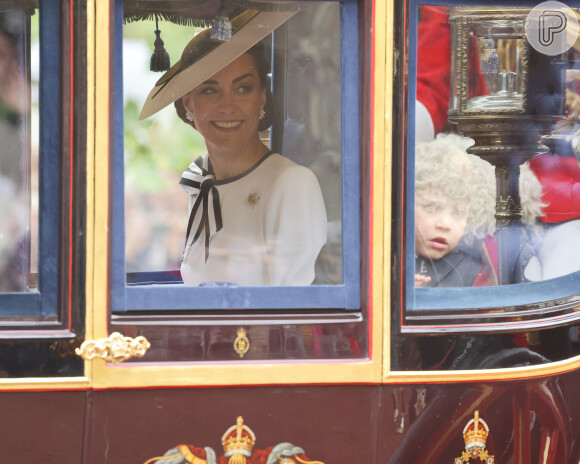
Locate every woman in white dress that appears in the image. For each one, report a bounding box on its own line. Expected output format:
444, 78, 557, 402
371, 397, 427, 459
140, 11, 327, 286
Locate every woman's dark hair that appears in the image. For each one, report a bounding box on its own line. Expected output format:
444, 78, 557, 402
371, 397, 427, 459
174, 41, 274, 132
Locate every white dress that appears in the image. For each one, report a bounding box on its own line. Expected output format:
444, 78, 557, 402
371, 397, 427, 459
524, 219, 580, 281
180, 153, 327, 286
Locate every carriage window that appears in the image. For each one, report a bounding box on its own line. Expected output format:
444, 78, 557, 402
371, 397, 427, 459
113, 0, 360, 311
0, 7, 37, 294
0, 2, 60, 318
402, 3, 580, 329
390, 2, 580, 372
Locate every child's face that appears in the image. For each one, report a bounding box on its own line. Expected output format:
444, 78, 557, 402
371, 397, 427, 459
415, 191, 468, 260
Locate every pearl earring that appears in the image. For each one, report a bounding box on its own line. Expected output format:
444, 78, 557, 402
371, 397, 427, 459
259, 108, 265, 120
186, 111, 194, 121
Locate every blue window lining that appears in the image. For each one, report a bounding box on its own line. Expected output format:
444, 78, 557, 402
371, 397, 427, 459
406, 0, 580, 313
112, 0, 361, 312
0, 0, 60, 317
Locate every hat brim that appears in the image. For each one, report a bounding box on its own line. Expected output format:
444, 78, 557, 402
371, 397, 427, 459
139, 9, 298, 120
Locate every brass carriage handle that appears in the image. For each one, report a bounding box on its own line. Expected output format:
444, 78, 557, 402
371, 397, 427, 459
75, 332, 151, 363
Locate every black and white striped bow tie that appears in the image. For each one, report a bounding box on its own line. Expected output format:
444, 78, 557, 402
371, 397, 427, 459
179, 156, 223, 262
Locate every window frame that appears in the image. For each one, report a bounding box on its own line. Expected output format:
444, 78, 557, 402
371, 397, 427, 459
0, 0, 87, 384
85, 0, 383, 387
110, 0, 362, 313
0, 0, 83, 341
0, 0, 59, 318
399, 0, 580, 333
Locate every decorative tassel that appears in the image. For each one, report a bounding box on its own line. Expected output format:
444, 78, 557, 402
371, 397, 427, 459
150, 14, 170, 72
211, 0, 232, 42
228, 454, 246, 464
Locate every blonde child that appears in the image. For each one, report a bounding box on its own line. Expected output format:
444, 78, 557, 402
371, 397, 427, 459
414, 134, 545, 287
414, 136, 496, 287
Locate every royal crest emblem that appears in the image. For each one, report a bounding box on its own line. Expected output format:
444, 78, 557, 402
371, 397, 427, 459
454, 411, 494, 463
144, 416, 324, 464
234, 327, 250, 358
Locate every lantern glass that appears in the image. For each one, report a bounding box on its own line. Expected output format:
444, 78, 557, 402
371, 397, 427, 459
467, 21, 525, 110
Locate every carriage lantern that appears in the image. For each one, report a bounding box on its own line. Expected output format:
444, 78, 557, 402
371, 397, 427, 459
447, 6, 569, 284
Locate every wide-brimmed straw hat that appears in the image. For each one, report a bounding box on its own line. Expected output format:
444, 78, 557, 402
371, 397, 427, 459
139, 9, 297, 120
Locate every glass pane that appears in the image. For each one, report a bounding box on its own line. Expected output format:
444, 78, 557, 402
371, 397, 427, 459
123, 1, 342, 287
457, 22, 525, 112
395, 2, 580, 371
0, 7, 38, 293
414, 4, 580, 290
123, 18, 199, 276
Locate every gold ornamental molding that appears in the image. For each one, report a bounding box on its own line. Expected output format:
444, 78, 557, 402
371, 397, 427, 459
75, 332, 151, 363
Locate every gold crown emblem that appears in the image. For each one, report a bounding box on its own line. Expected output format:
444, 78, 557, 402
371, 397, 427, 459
463, 410, 489, 450
455, 411, 494, 463
222, 416, 256, 464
